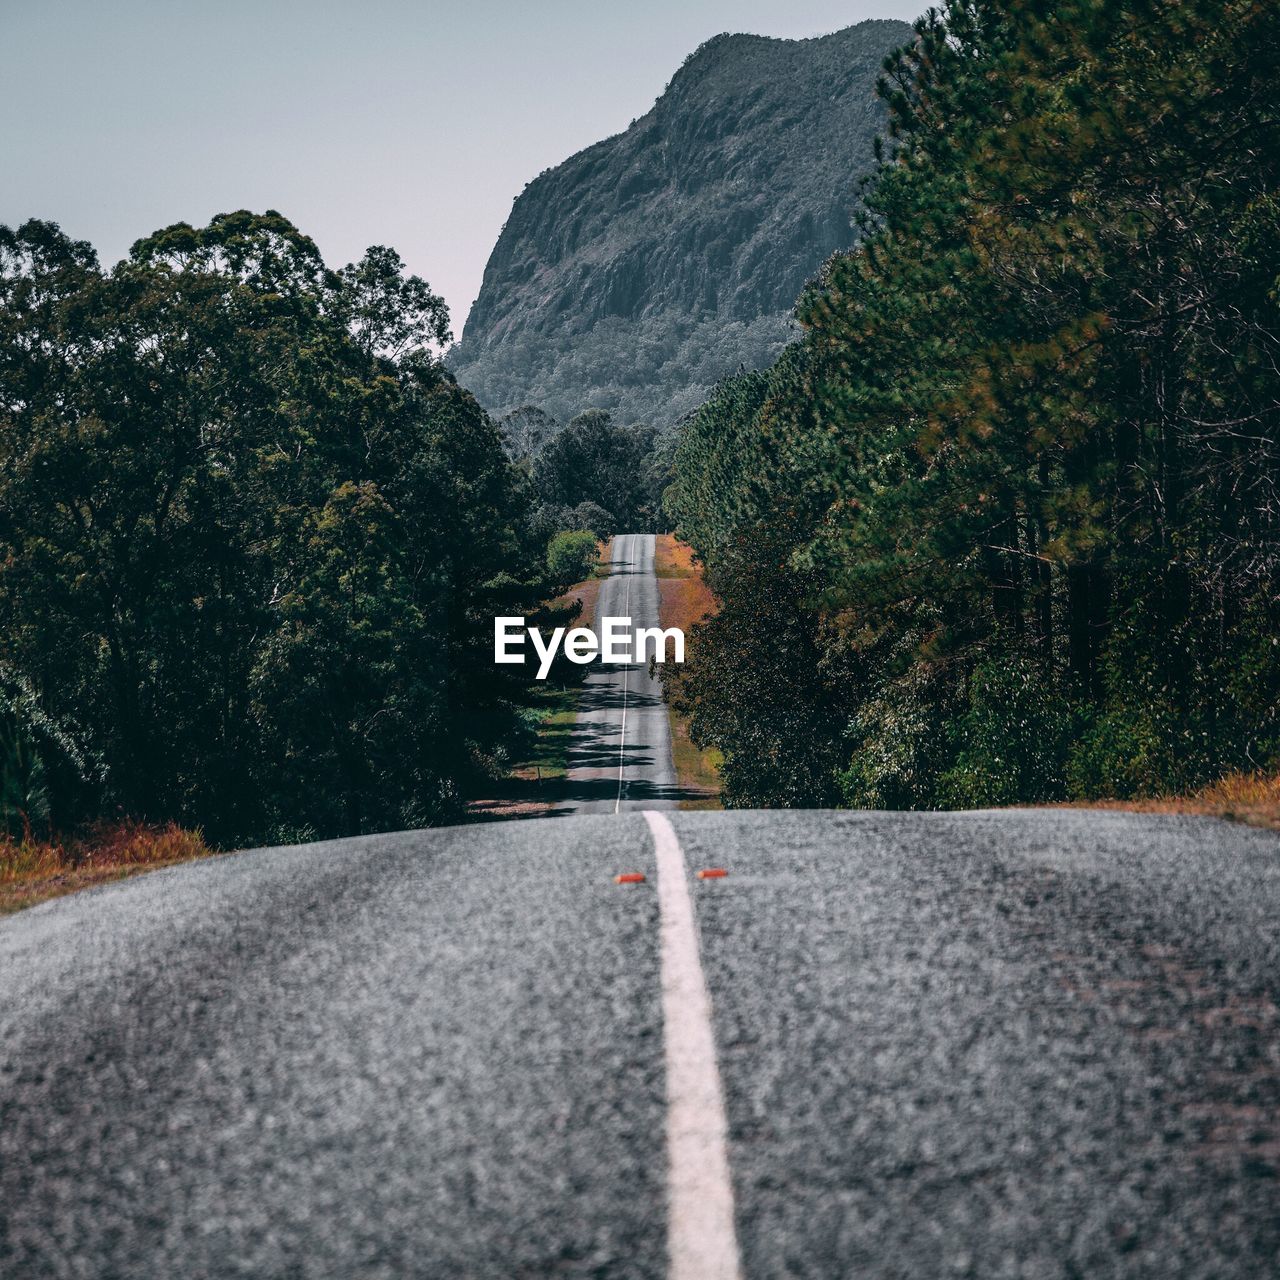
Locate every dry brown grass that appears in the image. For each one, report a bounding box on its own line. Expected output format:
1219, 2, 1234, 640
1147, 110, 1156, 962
654, 535, 718, 633
655, 534, 723, 809
0, 820, 215, 914
1062, 771, 1280, 833
653, 536, 703, 580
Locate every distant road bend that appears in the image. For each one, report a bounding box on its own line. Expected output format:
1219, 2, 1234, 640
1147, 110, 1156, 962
2, 540, 1278, 1277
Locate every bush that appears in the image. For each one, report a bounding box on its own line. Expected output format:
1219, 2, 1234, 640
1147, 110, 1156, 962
546, 531, 600, 589
937, 657, 1071, 808
1066, 708, 1169, 799
839, 661, 955, 810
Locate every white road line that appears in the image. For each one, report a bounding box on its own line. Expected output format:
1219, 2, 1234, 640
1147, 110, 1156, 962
643, 809, 743, 1280
614, 537, 633, 814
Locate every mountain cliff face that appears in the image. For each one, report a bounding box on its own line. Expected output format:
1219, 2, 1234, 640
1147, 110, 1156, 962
449, 19, 914, 429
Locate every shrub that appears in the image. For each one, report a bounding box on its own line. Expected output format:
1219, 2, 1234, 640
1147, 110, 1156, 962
1067, 707, 1175, 800
937, 657, 1071, 808
546, 530, 600, 589
840, 662, 955, 810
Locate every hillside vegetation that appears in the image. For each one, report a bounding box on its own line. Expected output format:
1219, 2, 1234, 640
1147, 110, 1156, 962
666, 0, 1280, 810
450, 20, 912, 428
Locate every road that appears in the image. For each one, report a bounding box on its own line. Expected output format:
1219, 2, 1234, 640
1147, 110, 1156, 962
2, 808, 1278, 1277
560, 532, 681, 814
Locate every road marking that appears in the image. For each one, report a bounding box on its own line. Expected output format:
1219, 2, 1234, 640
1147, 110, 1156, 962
643, 810, 743, 1280
614, 537, 633, 814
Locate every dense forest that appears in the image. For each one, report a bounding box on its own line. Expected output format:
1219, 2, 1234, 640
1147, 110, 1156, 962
666, 0, 1280, 809
0, 213, 586, 846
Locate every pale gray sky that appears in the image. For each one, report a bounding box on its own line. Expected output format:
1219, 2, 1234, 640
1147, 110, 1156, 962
1, 0, 921, 335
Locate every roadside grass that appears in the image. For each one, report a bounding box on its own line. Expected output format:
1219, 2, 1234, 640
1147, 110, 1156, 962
514, 682, 580, 786
654, 534, 723, 810
1063, 770, 1280, 833
670, 722, 725, 811
653, 535, 702, 579
0, 820, 216, 915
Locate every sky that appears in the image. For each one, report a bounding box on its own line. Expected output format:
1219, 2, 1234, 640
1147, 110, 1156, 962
1, 0, 922, 338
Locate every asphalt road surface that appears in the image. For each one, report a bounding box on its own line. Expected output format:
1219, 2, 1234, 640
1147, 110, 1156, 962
560, 532, 682, 814
3, 808, 1279, 1278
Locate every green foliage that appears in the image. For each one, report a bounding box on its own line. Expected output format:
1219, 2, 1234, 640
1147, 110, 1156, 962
532, 410, 662, 533
937, 658, 1071, 809
0, 715, 47, 837
839, 660, 956, 811
664, 369, 772, 562
546, 531, 600, 590
567, 502, 614, 541
0, 213, 547, 843
664, 530, 847, 808
527, 497, 620, 546
668, 0, 1280, 809
334, 243, 452, 358
1066, 709, 1167, 802
0, 666, 100, 837
498, 405, 560, 460
502, 399, 685, 544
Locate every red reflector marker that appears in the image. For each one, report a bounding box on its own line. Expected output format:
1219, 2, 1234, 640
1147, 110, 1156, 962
615, 872, 646, 885
697, 868, 728, 880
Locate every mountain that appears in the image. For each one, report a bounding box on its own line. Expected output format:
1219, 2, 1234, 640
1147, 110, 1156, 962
448, 19, 915, 430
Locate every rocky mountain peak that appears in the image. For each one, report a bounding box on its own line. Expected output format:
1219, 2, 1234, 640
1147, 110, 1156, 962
450, 19, 914, 428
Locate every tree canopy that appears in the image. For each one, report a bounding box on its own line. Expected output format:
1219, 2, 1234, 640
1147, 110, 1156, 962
666, 0, 1280, 808
0, 212, 548, 843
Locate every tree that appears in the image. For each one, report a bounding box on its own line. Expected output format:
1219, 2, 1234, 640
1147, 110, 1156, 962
532, 410, 658, 532
666, 0, 1280, 808
498, 405, 560, 460
0, 213, 546, 843
568, 501, 615, 541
